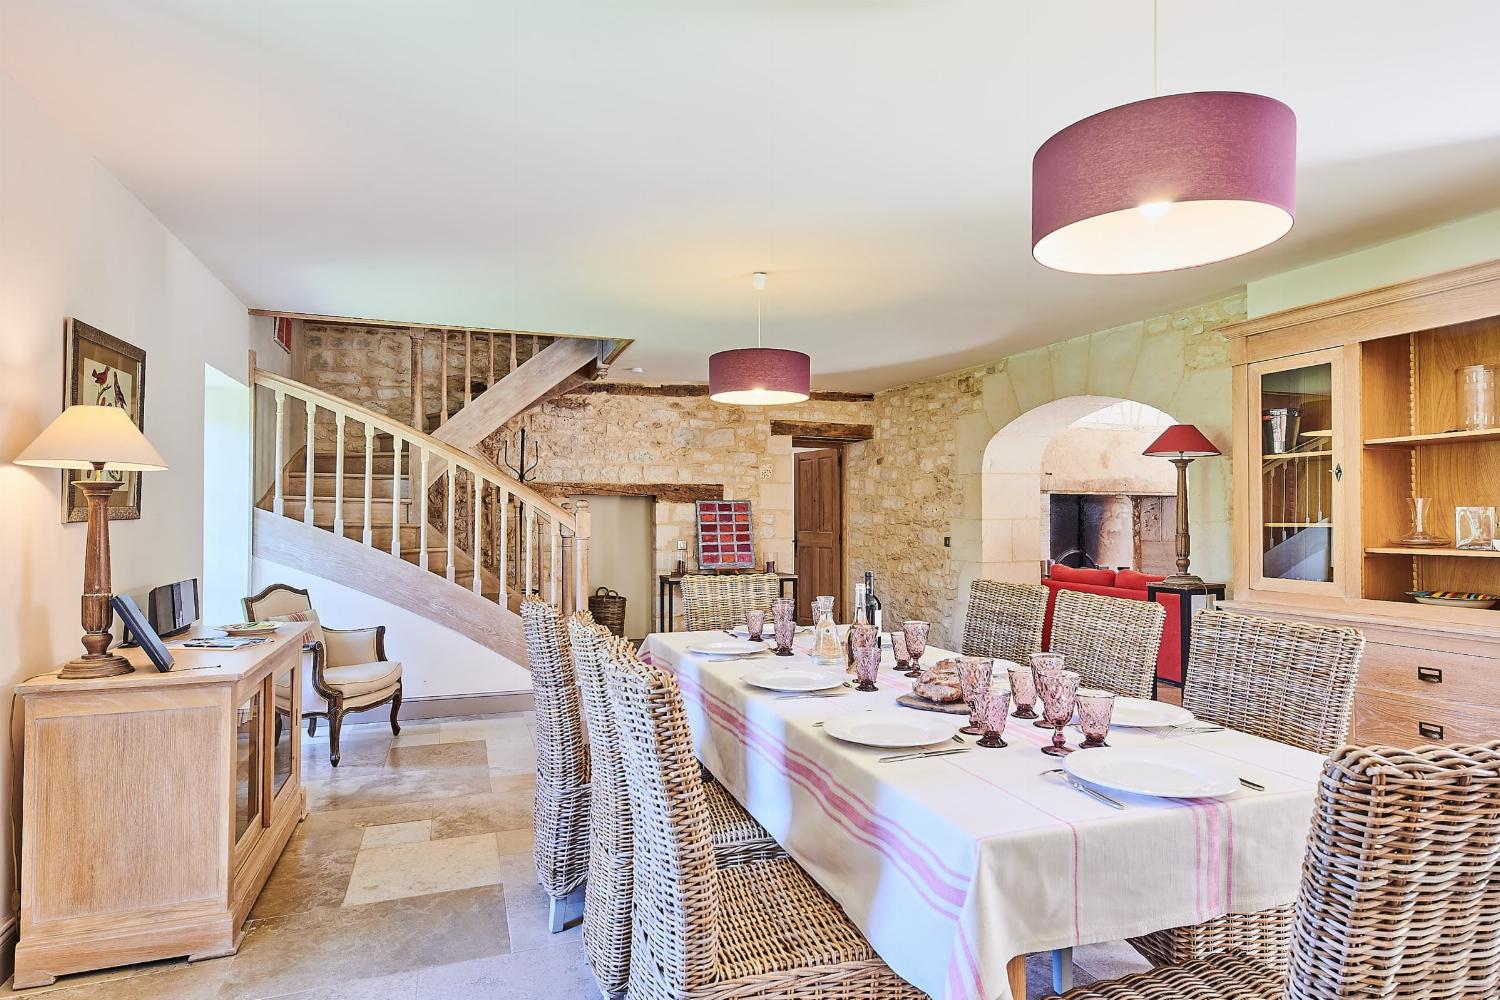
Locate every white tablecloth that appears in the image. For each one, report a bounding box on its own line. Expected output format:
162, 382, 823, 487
643, 631, 1325, 1000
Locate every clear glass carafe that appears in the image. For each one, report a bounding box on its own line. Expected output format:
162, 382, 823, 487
810, 596, 843, 666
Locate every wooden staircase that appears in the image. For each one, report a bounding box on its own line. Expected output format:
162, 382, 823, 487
250, 368, 592, 667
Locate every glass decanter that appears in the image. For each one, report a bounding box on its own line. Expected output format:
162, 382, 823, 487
810, 596, 843, 666
1399, 497, 1449, 547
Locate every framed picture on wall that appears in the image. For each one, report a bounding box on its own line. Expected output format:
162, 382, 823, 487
63, 318, 147, 523
273, 316, 293, 354
695, 499, 755, 570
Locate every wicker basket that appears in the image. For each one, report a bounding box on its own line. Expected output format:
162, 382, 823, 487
589, 587, 627, 637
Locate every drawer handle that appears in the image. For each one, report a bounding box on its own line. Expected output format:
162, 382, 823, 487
1418, 722, 1445, 741
1416, 666, 1444, 684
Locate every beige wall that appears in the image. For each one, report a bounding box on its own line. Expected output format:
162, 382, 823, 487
0, 72, 282, 945
574, 494, 655, 639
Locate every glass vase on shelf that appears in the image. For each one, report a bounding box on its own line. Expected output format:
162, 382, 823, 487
1398, 497, 1449, 547
810, 596, 843, 667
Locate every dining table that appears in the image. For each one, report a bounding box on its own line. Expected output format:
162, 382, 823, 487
641, 628, 1327, 1000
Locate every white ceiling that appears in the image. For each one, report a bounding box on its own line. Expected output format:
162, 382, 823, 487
4, 1, 1499, 391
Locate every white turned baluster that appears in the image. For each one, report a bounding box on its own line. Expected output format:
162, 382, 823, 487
440, 333, 449, 424
445, 464, 457, 583
464, 332, 472, 406
419, 447, 430, 571
498, 490, 509, 596
390, 436, 403, 557
362, 424, 374, 546
272, 389, 285, 516
333, 413, 346, 537
523, 504, 534, 596
549, 517, 560, 606
472, 474, 483, 595
303, 399, 316, 526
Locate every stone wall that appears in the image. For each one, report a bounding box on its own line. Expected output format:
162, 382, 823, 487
847, 293, 1246, 645
475, 390, 874, 627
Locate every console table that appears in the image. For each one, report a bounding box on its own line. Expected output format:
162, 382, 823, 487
13, 623, 310, 988
657, 571, 798, 632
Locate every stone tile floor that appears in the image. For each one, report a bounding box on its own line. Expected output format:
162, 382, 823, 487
2, 711, 1150, 999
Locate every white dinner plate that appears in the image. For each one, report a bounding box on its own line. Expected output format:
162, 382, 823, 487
726, 625, 776, 638
1107, 697, 1194, 729
218, 621, 279, 636
687, 638, 767, 657
822, 709, 961, 750
1064, 747, 1239, 799
742, 667, 849, 693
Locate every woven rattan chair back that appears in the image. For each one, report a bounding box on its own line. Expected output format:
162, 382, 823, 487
680, 572, 780, 631
1047, 588, 1164, 699
1183, 610, 1364, 754
568, 612, 634, 993
521, 598, 591, 904
602, 639, 720, 997
962, 580, 1047, 662
1284, 741, 1500, 1000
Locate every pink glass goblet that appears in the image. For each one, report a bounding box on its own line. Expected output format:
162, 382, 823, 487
1008, 665, 1039, 720
957, 657, 994, 736
977, 687, 1011, 749
745, 609, 766, 642
1076, 689, 1116, 749
890, 630, 911, 671
1037, 669, 1081, 757
771, 597, 796, 656
851, 622, 880, 692
901, 621, 929, 678
1030, 652, 1067, 727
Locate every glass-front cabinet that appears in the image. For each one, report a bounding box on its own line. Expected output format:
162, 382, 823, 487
1248, 346, 1347, 594
233, 689, 263, 861
270, 661, 298, 809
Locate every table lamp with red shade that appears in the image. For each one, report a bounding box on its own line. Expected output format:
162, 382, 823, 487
15, 405, 168, 678
1142, 423, 1222, 589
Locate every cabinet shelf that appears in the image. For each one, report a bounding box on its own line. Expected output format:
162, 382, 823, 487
1366, 547, 1500, 559
1262, 450, 1333, 463
1263, 522, 1332, 528
1365, 428, 1500, 447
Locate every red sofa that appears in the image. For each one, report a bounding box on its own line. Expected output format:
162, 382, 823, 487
1040, 565, 1185, 686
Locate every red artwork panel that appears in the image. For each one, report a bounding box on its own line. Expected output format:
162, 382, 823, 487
695, 499, 755, 570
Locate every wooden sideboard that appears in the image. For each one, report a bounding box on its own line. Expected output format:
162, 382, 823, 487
1224, 259, 1500, 746
13, 624, 310, 988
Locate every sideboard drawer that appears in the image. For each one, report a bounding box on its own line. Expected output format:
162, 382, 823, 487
1352, 690, 1500, 747
1358, 642, 1500, 703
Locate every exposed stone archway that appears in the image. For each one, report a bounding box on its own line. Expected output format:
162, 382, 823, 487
978, 396, 1177, 583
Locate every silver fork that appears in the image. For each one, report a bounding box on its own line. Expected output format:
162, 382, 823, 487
879, 748, 971, 763
1040, 769, 1125, 810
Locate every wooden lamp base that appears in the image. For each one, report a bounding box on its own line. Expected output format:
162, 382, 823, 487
63, 475, 135, 680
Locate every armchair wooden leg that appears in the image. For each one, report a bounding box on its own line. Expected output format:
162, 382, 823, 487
390, 681, 402, 736
328, 697, 345, 767
307, 715, 318, 738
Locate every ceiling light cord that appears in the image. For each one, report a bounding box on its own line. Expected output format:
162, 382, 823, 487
757, 287, 763, 348
1152, 0, 1159, 97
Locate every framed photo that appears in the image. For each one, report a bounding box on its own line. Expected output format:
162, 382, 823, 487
63, 318, 147, 523
273, 316, 293, 354
111, 594, 174, 672
695, 499, 755, 570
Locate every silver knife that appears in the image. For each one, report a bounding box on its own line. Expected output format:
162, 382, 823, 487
879, 747, 972, 763
1042, 769, 1125, 809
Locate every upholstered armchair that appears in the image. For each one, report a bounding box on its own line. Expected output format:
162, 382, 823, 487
243, 584, 403, 766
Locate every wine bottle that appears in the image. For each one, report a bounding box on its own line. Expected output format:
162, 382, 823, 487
847, 581, 868, 669
864, 571, 883, 646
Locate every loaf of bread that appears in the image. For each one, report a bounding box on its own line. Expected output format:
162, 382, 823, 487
912, 658, 963, 703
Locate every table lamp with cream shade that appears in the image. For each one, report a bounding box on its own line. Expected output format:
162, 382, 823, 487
1142, 423, 1222, 589
15, 405, 167, 678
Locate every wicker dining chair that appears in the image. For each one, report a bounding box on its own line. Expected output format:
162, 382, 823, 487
1128, 609, 1366, 974
679, 572, 781, 631
1064, 740, 1500, 1000
521, 598, 591, 933
600, 640, 925, 1000
1047, 588, 1164, 699
567, 614, 784, 996
962, 579, 1047, 663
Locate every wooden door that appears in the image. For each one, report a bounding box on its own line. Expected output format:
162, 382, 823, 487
795, 448, 843, 625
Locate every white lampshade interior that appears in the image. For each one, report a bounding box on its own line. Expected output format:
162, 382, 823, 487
14, 405, 167, 472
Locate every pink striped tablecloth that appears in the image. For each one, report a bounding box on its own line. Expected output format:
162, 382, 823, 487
643, 631, 1324, 1000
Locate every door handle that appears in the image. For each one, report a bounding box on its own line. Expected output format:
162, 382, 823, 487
1333, 463, 1343, 482
1416, 666, 1443, 684
1418, 722, 1445, 741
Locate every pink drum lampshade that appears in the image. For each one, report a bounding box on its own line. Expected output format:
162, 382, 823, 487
1033, 91, 1296, 274
1143, 424, 1222, 459
708, 347, 810, 405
